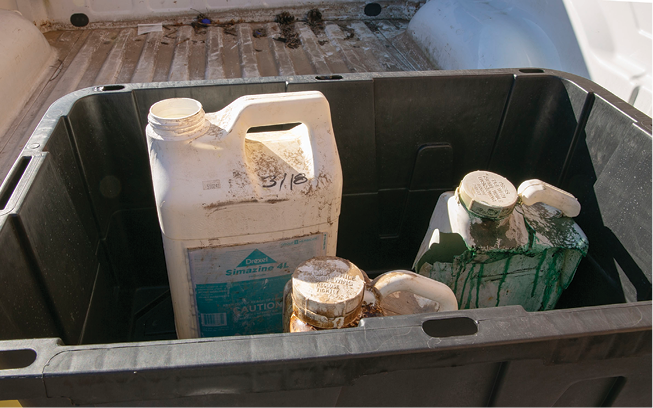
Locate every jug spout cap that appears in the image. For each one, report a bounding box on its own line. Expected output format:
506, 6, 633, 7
148, 98, 209, 139
291, 257, 366, 329
458, 171, 518, 220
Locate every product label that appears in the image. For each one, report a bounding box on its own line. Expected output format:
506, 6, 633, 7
188, 233, 327, 337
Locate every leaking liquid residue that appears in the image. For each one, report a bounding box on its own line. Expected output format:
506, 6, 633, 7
415, 172, 588, 312
284, 257, 458, 332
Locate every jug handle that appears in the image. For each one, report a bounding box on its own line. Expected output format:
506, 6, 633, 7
224, 91, 334, 142
371, 271, 458, 312
517, 179, 581, 217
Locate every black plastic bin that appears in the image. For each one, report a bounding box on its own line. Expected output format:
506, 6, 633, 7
0, 69, 650, 406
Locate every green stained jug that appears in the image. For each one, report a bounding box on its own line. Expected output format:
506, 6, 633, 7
414, 171, 588, 312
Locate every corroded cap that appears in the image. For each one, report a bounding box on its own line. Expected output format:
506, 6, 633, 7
291, 256, 366, 329
458, 170, 518, 219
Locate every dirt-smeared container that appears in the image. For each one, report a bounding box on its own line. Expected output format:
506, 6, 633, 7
146, 91, 343, 339
414, 170, 588, 311
282, 256, 458, 333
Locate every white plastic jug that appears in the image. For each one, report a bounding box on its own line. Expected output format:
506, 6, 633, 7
414, 171, 588, 312
146, 91, 343, 339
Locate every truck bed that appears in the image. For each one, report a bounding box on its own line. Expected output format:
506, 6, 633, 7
0, 16, 433, 182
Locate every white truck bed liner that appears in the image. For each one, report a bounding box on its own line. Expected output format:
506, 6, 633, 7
0, 16, 433, 181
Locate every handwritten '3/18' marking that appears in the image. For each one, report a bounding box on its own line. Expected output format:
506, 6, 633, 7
261, 173, 308, 190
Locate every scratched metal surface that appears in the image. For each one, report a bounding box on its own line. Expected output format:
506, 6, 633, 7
0, 18, 433, 183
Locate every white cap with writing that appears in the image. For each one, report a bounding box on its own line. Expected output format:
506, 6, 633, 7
457, 170, 518, 219
291, 256, 366, 329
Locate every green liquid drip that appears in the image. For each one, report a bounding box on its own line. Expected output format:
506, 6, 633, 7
495, 257, 511, 307
464, 263, 477, 310
452, 258, 465, 295
459, 264, 475, 309
530, 250, 548, 297
540, 250, 564, 310
475, 263, 485, 309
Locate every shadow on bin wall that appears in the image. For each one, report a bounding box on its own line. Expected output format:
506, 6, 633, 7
0, 72, 650, 347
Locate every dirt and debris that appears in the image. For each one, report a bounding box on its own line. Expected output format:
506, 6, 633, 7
365, 21, 380, 33
38, 20, 54, 32
275, 11, 301, 49
340, 25, 356, 40
253, 27, 267, 38
275, 11, 295, 25
306, 8, 324, 35
317, 40, 328, 46
190, 21, 208, 33
307, 9, 323, 25
203, 199, 258, 213
223, 25, 237, 36
219, 19, 239, 36
193, 10, 212, 24
190, 10, 212, 33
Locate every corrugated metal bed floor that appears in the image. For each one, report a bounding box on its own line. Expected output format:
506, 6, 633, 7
0, 16, 434, 181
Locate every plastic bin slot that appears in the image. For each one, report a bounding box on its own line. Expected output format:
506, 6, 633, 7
0, 349, 36, 370
93, 85, 126, 92
421, 316, 478, 338
0, 156, 31, 210
315, 75, 343, 80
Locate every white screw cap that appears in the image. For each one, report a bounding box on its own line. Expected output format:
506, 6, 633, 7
458, 170, 518, 219
291, 257, 366, 329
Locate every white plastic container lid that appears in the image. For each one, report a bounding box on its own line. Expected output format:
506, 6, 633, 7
457, 170, 518, 219
291, 257, 366, 329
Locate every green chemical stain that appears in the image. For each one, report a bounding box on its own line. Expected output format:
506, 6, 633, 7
475, 263, 485, 308
418, 200, 588, 312
452, 258, 465, 295
557, 253, 566, 287
530, 250, 548, 297
495, 257, 511, 307
539, 250, 564, 310
459, 264, 474, 309
464, 264, 477, 310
